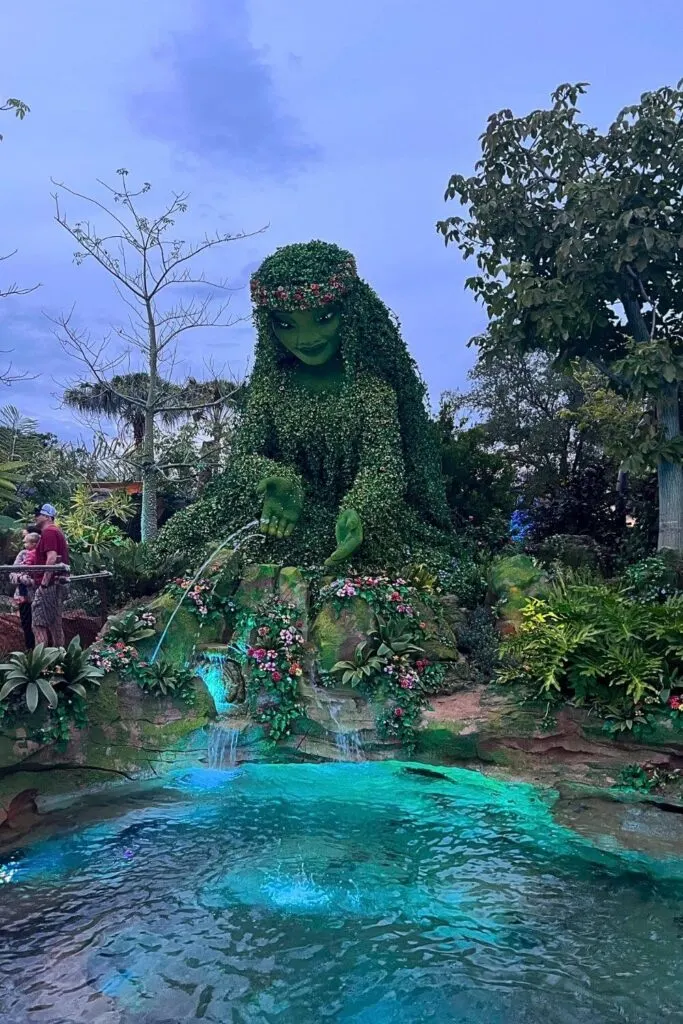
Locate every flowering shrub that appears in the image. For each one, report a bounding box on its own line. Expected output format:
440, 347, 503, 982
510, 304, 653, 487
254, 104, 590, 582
241, 600, 306, 741
88, 639, 197, 706
89, 641, 139, 676
164, 576, 236, 622
323, 575, 448, 748
620, 557, 680, 604
320, 574, 432, 621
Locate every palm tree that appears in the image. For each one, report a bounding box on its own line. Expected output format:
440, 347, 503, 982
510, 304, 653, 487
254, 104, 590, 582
63, 374, 189, 451
63, 373, 243, 540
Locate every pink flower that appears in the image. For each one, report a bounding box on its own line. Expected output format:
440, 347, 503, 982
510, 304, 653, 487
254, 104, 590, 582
390, 592, 401, 602
271, 671, 282, 683
669, 696, 682, 710
394, 707, 404, 718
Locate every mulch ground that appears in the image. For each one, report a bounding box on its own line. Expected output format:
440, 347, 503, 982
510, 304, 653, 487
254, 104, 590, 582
0, 611, 101, 658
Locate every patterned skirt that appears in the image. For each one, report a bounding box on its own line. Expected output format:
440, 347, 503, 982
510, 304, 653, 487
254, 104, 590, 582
32, 583, 68, 628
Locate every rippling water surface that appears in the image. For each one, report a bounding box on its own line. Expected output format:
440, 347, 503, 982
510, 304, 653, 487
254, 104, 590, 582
1, 761, 682, 1023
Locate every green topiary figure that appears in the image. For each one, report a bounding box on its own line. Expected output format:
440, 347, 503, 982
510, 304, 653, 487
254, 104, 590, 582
154, 241, 450, 568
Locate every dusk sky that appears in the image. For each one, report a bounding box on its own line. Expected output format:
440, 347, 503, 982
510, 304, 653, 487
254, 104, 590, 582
1, 0, 682, 441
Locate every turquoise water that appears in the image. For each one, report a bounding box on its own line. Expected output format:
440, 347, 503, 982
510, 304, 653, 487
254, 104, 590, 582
1, 761, 683, 1022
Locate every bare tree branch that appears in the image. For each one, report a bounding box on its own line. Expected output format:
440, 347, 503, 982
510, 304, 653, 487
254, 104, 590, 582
51, 169, 261, 540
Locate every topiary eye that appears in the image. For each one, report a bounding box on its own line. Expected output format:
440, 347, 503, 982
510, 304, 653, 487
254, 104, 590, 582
272, 315, 293, 330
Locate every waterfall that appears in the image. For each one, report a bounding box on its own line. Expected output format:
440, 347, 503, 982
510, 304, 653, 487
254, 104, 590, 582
207, 724, 240, 769
196, 653, 233, 715
328, 701, 364, 762
334, 731, 363, 762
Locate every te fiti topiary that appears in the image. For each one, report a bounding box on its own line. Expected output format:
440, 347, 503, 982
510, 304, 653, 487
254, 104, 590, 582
153, 240, 452, 570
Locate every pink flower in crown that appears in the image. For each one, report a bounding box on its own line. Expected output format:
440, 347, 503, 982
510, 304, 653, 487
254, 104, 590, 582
394, 707, 405, 718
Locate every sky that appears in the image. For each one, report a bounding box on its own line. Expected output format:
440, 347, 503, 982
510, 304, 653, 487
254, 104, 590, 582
1, 0, 682, 440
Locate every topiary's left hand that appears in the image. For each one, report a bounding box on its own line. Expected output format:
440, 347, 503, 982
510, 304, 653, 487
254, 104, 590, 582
324, 509, 363, 567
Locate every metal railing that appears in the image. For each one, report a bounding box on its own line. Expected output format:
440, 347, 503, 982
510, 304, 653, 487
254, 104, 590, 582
0, 565, 113, 624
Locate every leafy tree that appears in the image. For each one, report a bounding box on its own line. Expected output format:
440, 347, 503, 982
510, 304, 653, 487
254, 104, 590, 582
445, 351, 599, 501
51, 169, 261, 541
436, 399, 515, 546
0, 97, 29, 137
438, 81, 683, 552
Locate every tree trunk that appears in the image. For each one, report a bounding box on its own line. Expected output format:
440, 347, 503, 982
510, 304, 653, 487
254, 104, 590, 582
657, 382, 683, 552
140, 304, 159, 544
139, 409, 158, 543
621, 280, 683, 553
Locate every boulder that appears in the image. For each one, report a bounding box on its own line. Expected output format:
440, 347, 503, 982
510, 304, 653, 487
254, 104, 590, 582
311, 597, 375, 673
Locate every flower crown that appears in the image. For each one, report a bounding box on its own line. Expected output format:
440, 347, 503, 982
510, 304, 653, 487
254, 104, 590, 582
250, 256, 357, 311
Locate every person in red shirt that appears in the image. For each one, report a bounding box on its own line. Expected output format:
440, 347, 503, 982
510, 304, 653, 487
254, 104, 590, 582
32, 504, 70, 647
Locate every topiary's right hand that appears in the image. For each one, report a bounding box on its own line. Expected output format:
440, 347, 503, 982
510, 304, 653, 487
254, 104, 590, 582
257, 476, 303, 539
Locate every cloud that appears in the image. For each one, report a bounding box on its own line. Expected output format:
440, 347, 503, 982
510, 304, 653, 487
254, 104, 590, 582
128, 0, 320, 178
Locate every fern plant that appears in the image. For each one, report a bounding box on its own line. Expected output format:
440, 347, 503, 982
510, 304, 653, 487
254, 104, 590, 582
499, 582, 683, 718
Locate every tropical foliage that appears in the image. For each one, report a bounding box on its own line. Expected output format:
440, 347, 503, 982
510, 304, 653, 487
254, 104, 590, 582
498, 580, 683, 729
0, 639, 103, 714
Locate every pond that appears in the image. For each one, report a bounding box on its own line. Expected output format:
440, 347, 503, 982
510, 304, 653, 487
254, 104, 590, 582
1, 761, 682, 1022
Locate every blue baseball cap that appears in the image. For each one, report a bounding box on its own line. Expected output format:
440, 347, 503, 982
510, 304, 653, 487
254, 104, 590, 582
35, 503, 57, 518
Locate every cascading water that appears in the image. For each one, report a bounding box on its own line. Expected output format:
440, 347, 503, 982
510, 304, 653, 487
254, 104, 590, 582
334, 730, 363, 761
328, 701, 365, 762
195, 653, 234, 715
207, 724, 240, 769
150, 520, 262, 665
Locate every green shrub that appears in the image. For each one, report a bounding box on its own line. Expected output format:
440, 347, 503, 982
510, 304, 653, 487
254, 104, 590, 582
620, 557, 679, 604
498, 581, 683, 719
0, 645, 64, 712
532, 534, 602, 571
102, 608, 157, 645
0, 638, 103, 714
436, 558, 487, 608
458, 606, 500, 682
135, 659, 197, 704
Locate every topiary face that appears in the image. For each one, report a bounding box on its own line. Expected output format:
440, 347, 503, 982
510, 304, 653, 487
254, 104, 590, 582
269, 303, 342, 366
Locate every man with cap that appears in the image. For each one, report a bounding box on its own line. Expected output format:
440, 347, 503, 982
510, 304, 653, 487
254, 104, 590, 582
32, 503, 70, 647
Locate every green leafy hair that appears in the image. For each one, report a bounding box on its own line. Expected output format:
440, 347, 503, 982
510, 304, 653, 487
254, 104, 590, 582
250, 240, 449, 526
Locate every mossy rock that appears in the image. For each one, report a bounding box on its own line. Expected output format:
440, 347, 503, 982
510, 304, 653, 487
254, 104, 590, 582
488, 554, 548, 630
413, 723, 481, 763
311, 597, 376, 673
135, 591, 223, 669
277, 567, 309, 626
415, 597, 459, 661
234, 564, 280, 613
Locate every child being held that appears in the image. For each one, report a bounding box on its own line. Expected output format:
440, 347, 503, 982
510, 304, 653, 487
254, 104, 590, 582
11, 530, 40, 605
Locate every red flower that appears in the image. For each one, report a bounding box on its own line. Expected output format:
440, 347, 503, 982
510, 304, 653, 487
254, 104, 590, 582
390, 592, 401, 602
670, 695, 682, 710
394, 707, 404, 718
271, 671, 282, 683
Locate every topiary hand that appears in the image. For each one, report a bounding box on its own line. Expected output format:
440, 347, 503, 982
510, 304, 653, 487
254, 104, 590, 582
324, 509, 363, 566
257, 476, 303, 538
